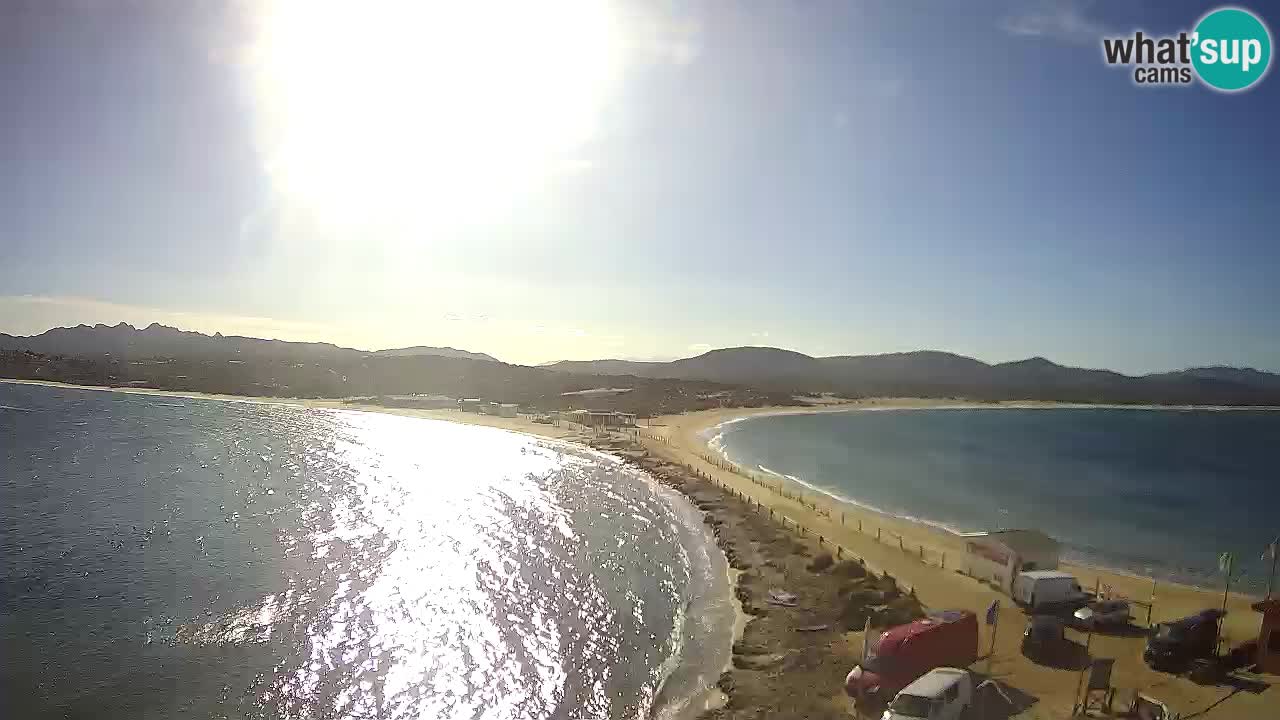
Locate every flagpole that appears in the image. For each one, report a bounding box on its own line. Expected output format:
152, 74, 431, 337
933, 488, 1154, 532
1266, 538, 1278, 600
1215, 553, 1233, 656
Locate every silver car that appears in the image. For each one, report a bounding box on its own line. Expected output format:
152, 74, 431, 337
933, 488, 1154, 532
1073, 600, 1132, 628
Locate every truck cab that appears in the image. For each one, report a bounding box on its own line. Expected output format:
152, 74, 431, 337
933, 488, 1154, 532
846, 610, 978, 702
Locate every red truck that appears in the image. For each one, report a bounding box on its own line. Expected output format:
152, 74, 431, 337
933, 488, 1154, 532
845, 610, 979, 701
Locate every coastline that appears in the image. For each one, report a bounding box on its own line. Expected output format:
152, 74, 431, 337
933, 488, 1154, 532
692, 404, 1270, 602
635, 404, 1275, 719
0, 378, 739, 720
6, 379, 1277, 718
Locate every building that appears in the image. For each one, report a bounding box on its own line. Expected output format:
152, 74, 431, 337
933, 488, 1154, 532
498, 403, 518, 418
561, 410, 636, 429
960, 529, 1060, 592
1252, 598, 1280, 674
458, 398, 482, 413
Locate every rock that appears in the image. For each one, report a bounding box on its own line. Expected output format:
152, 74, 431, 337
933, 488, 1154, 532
733, 653, 787, 670
807, 552, 833, 572
832, 559, 867, 578
716, 670, 736, 695
733, 640, 770, 655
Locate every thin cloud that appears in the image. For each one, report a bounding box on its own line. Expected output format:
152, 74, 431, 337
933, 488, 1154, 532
1000, 0, 1110, 44
622, 2, 702, 67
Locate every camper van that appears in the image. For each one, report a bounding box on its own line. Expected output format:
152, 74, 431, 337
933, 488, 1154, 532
845, 610, 978, 701
1011, 570, 1087, 611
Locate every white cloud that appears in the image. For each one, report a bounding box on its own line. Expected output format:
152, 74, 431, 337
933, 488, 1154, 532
687, 343, 713, 354
1000, 0, 1110, 44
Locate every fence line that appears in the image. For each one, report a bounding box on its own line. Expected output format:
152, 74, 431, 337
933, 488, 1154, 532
634, 434, 952, 573
632, 435, 935, 595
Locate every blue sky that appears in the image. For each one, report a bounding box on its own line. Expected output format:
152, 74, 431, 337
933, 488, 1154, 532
2, 1, 1277, 372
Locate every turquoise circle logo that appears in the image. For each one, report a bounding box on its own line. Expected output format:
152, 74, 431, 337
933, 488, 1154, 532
1192, 7, 1272, 91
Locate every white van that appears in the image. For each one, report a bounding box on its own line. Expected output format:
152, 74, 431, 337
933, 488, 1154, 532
1011, 570, 1086, 611
883, 668, 972, 720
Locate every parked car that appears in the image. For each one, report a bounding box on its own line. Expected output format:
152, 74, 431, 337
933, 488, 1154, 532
1072, 600, 1132, 629
1021, 615, 1067, 664
845, 610, 978, 702
1144, 609, 1225, 670
1011, 571, 1088, 612
883, 668, 973, 720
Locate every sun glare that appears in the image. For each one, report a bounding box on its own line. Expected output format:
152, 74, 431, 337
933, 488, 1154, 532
250, 0, 623, 233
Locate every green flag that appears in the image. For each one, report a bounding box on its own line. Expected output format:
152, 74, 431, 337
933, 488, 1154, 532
1219, 552, 1234, 574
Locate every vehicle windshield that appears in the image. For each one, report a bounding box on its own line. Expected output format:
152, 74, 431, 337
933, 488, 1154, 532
888, 694, 935, 718
860, 652, 896, 675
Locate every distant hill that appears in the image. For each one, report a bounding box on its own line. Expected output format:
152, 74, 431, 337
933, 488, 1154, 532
0, 323, 500, 364
372, 346, 498, 362
5, 325, 1279, 406
545, 347, 1280, 406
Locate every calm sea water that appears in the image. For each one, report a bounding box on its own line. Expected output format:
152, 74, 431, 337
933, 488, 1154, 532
712, 408, 1280, 595
0, 383, 731, 719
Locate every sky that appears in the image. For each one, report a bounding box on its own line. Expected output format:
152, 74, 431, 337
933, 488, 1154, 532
2, 0, 1277, 373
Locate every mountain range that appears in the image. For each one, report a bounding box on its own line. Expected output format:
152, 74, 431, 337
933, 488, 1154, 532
0, 323, 499, 363
3, 324, 1279, 406
544, 347, 1280, 405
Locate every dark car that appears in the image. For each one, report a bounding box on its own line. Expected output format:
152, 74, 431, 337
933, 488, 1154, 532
1143, 609, 1225, 670
1021, 615, 1066, 664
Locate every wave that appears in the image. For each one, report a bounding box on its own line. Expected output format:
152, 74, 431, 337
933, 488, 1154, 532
746, 461, 971, 537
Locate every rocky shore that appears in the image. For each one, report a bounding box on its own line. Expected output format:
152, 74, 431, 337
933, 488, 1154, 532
589, 435, 925, 719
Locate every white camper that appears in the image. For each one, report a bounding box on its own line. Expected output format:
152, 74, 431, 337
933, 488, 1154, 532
1011, 570, 1086, 611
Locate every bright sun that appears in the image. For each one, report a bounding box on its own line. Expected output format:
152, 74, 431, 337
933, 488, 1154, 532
250, 0, 623, 233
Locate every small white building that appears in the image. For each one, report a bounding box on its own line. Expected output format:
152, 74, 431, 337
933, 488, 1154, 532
498, 403, 518, 418
459, 398, 483, 413
960, 529, 1060, 593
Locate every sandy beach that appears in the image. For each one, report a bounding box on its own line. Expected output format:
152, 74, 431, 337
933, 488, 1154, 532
5, 379, 1276, 718
638, 403, 1276, 719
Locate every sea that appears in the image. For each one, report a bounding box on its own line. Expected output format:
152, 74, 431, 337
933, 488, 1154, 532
710, 407, 1280, 596
0, 382, 734, 720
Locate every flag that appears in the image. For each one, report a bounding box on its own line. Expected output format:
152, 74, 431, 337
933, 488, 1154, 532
861, 615, 872, 661
1219, 552, 1234, 574
1264, 539, 1278, 562
986, 599, 1000, 626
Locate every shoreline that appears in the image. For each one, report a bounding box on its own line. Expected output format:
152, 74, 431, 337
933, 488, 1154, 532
694, 405, 1270, 601
635, 406, 1277, 718
0, 377, 739, 720
6, 379, 1278, 718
